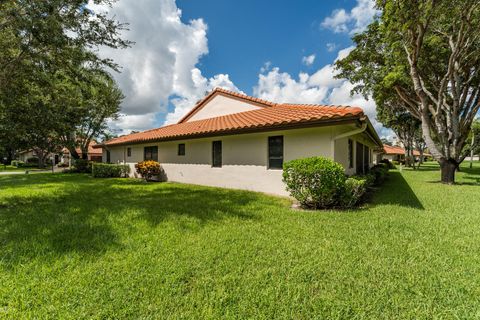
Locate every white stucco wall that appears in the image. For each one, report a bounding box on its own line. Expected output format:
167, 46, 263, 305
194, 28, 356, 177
104, 124, 379, 196
186, 94, 263, 122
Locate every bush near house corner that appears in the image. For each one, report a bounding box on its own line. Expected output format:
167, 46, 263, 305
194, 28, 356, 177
73, 159, 93, 173
135, 161, 161, 181
282, 157, 346, 209
92, 163, 130, 178
283, 157, 390, 210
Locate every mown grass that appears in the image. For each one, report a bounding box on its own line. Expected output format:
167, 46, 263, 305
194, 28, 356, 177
0, 165, 45, 172
0, 162, 479, 319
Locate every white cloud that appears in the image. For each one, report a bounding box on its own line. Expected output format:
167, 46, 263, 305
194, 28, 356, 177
260, 61, 272, 73
302, 54, 316, 66
254, 47, 393, 139
321, 0, 378, 35
326, 43, 337, 52
87, 0, 240, 134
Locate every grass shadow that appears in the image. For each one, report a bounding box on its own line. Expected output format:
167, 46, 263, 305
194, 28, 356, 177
0, 174, 266, 267
371, 171, 424, 210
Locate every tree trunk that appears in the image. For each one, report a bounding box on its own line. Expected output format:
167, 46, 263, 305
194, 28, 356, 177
439, 158, 457, 184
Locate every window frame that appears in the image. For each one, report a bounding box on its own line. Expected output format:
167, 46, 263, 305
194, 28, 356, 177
127, 147, 132, 157
268, 135, 284, 170
212, 140, 222, 168
178, 143, 185, 156
144, 146, 158, 161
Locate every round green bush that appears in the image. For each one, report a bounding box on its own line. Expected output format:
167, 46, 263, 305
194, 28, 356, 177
340, 177, 368, 208
283, 157, 346, 209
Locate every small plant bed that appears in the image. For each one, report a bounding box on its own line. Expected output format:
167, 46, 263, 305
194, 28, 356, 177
135, 160, 162, 181
283, 157, 390, 210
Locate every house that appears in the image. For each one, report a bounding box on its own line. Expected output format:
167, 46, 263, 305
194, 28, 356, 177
94, 88, 383, 196
17, 149, 60, 164
382, 145, 430, 163
382, 145, 406, 162
61, 141, 103, 164
16, 141, 102, 166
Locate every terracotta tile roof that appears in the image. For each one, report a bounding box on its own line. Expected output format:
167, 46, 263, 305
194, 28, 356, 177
383, 145, 430, 157
98, 107, 363, 148
63, 141, 102, 155
384, 145, 406, 155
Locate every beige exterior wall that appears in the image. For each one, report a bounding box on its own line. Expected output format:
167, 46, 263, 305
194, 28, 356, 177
104, 124, 379, 196
334, 131, 377, 176
186, 95, 262, 122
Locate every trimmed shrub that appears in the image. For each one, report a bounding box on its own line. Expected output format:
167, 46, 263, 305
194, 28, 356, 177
26, 157, 39, 165
283, 157, 346, 209
340, 177, 368, 208
380, 158, 395, 169
92, 163, 130, 178
73, 159, 93, 173
135, 160, 162, 181
11, 160, 24, 167
370, 163, 389, 185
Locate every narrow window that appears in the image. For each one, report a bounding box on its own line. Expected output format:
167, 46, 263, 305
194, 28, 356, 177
348, 139, 354, 168
127, 147, 132, 157
212, 141, 222, 167
144, 146, 158, 161
363, 145, 370, 173
106, 150, 111, 163
356, 142, 364, 174
178, 143, 185, 156
268, 136, 284, 169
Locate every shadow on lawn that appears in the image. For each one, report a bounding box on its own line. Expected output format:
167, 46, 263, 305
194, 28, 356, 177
0, 174, 264, 267
372, 171, 424, 210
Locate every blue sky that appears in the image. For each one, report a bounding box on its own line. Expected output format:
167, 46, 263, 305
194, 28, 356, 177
91, 0, 388, 137
176, 0, 356, 93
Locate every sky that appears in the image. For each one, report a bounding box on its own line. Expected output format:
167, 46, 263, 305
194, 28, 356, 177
87, 0, 392, 138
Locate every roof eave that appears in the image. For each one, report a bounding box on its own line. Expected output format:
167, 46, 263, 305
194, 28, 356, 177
99, 116, 362, 148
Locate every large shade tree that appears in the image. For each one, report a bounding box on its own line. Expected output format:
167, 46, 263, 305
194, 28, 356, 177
0, 0, 130, 162
336, 0, 480, 183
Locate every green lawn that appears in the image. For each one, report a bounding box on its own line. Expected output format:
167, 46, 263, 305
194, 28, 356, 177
0, 162, 479, 319
0, 165, 46, 172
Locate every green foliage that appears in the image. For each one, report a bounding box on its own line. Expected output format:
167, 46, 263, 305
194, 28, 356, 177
282, 157, 346, 209
0, 0, 129, 159
370, 163, 389, 185
336, 0, 480, 182
92, 163, 130, 178
340, 177, 368, 208
135, 161, 162, 181
10, 160, 24, 167
73, 159, 93, 173
380, 159, 396, 169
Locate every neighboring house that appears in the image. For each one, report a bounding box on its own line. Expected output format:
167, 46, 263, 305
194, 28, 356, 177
383, 145, 406, 162
17, 149, 60, 164
383, 145, 430, 162
94, 88, 383, 196
61, 141, 103, 164
17, 141, 102, 165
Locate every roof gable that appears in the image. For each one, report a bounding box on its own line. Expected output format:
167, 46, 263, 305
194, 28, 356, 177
178, 88, 273, 123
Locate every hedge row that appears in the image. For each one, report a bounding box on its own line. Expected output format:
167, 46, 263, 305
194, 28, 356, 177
92, 163, 130, 178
